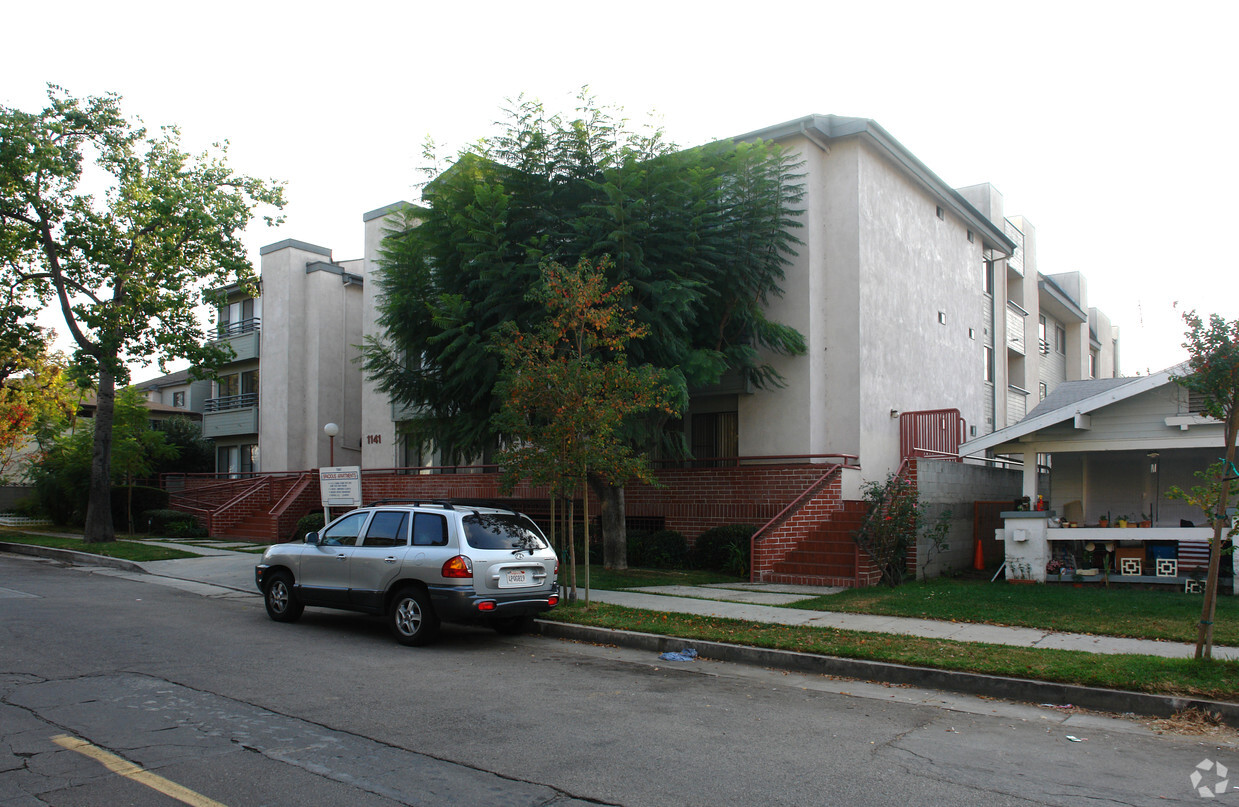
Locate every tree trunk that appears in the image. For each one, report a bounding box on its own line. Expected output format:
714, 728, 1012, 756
83, 371, 116, 543
1196, 409, 1238, 659
590, 477, 627, 570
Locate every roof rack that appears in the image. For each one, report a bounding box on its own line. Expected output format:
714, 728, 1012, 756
366, 499, 456, 509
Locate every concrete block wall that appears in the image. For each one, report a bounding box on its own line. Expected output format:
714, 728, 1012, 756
914, 459, 1023, 578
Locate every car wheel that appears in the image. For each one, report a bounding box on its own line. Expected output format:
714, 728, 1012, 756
492, 616, 534, 635
264, 572, 303, 623
389, 587, 439, 646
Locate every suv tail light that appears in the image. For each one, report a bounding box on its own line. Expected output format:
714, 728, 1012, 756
441, 555, 473, 578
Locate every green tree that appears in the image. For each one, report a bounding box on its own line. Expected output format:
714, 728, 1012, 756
364, 93, 804, 562
0, 339, 81, 483
109, 386, 176, 533
0, 86, 284, 542
493, 258, 679, 586
152, 414, 214, 477
1170, 311, 1239, 660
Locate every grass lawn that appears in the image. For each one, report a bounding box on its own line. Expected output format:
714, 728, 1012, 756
0, 532, 199, 562
563, 564, 745, 591
787, 577, 1239, 646
549, 601, 1239, 701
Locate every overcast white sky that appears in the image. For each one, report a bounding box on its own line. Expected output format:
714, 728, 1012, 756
4, 0, 1235, 377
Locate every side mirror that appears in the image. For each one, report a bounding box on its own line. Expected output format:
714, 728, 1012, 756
305, 531, 320, 546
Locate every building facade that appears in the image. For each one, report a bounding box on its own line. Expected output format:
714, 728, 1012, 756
160, 115, 1124, 480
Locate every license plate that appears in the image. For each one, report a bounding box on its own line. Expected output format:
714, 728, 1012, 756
501, 569, 531, 588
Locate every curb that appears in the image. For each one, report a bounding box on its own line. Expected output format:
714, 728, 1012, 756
534, 620, 1239, 725
0, 542, 146, 574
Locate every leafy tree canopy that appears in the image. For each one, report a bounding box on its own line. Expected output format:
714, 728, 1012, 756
1170, 310, 1239, 660
0, 85, 284, 540
0, 340, 81, 483
364, 92, 805, 461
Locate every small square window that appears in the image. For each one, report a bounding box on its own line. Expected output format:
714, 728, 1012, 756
938, 311, 947, 325
967, 230, 975, 243
968, 328, 976, 340
936, 206, 945, 220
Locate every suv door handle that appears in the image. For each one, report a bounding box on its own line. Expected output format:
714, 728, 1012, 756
384, 556, 397, 564
336, 553, 347, 561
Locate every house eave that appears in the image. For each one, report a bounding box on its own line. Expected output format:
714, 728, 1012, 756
731, 114, 1017, 256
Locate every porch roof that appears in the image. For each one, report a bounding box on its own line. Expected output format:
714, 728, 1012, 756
959, 362, 1209, 457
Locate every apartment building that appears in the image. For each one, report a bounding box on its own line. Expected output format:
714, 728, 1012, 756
193, 239, 365, 476
159, 115, 1122, 480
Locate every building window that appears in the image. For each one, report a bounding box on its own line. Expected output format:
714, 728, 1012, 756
982, 259, 994, 296
938, 311, 947, 325
936, 206, 945, 220
1038, 316, 1049, 355
217, 374, 238, 399
1055, 325, 1066, 355
219, 296, 262, 335
217, 443, 258, 478
691, 411, 738, 467
967, 230, 974, 243
983, 346, 994, 383
968, 328, 976, 340
1088, 350, 1098, 379
172, 391, 185, 408
1039, 381, 1047, 400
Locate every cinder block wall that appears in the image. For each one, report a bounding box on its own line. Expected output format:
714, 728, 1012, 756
914, 460, 1023, 578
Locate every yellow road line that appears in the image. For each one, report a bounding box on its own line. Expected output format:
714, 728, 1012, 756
52, 734, 229, 807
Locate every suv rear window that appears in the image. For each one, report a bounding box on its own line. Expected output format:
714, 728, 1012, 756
462, 512, 548, 551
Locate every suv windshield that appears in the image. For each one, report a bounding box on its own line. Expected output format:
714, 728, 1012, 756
462, 512, 548, 551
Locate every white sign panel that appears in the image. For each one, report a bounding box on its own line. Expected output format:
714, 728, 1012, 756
320, 466, 362, 508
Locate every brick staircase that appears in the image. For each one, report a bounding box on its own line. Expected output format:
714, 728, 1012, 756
765, 500, 877, 587
171, 472, 319, 544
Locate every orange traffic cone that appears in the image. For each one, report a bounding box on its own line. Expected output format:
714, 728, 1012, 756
972, 536, 985, 570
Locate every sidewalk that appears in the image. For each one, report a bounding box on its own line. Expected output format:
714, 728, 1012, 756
5, 532, 1236, 661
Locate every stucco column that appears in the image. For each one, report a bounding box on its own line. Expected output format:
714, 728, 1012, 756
1022, 450, 1038, 500
1002, 511, 1051, 582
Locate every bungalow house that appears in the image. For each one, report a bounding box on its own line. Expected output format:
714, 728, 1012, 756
957, 364, 1232, 585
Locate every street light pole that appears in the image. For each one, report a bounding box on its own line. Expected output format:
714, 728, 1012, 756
324, 422, 339, 466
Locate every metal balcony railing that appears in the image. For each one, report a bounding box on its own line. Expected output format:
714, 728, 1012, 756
216, 317, 261, 338
204, 392, 258, 413
1006, 301, 1028, 354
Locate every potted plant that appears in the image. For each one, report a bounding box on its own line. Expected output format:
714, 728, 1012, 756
1116, 515, 1128, 528
1098, 516, 1109, 528
1139, 511, 1152, 528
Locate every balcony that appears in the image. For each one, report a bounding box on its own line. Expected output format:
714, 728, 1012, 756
203, 393, 258, 438
211, 317, 261, 363
1006, 384, 1029, 427
1006, 301, 1028, 355
1004, 219, 1024, 278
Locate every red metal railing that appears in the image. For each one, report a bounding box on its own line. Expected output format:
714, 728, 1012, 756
900, 409, 965, 461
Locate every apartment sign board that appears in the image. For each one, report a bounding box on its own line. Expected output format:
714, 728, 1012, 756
320, 466, 362, 508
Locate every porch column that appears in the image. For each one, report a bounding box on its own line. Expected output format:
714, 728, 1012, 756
1021, 450, 1038, 501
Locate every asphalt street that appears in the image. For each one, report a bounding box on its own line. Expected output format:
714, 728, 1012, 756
2, 552, 1237, 806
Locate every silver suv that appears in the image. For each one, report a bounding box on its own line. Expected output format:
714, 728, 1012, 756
255, 500, 559, 645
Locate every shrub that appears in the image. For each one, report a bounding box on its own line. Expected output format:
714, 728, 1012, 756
692, 524, 755, 576
11, 496, 44, 518
142, 508, 198, 534
292, 511, 325, 542
110, 486, 170, 530
627, 529, 688, 569
166, 518, 208, 539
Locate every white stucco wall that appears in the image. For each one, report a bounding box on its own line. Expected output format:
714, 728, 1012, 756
740, 136, 840, 460
258, 240, 365, 472
359, 203, 410, 469
855, 140, 987, 481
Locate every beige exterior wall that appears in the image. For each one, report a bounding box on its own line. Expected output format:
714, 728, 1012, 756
359, 203, 409, 470
257, 240, 365, 472
269, 116, 1126, 482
